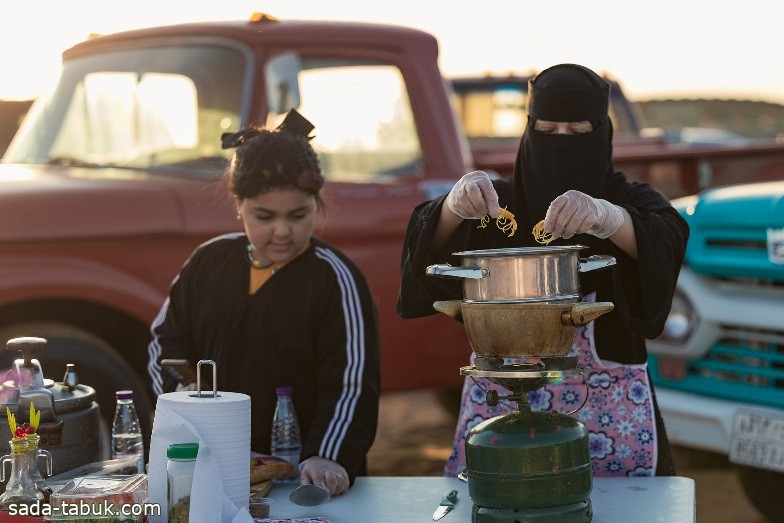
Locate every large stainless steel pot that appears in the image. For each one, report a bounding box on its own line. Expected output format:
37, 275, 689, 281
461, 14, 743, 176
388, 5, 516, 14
426, 245, 615, 303
433, 300, 614, 357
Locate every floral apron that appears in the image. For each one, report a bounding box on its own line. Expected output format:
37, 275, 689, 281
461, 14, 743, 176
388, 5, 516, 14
445, 294, 658, 477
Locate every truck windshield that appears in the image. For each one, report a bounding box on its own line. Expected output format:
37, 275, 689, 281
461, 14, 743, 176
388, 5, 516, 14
4, 44, 248, 175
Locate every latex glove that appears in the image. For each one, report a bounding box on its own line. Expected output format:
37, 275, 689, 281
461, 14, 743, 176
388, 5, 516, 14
445, 170, 501, 220
300, 456, 349, 496
544, 190, 624, 240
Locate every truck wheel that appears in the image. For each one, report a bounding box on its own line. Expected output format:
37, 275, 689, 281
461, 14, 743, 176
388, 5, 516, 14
736, 465, 784, 520
0, 323, 154, 457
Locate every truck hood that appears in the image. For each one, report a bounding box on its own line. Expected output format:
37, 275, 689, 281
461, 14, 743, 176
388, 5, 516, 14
674, 181, 784, 281
0, 164, 184, 242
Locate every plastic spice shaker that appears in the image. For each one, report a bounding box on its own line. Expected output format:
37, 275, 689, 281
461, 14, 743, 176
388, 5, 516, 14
167, 443, 198, 523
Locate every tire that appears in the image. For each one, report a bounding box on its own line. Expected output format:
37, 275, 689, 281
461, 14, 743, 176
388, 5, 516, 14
0, 323, 154, 459
736, 465, 784, 522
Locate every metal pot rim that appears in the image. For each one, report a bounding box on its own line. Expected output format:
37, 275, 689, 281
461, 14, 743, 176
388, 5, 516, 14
453, 245, 587, 258
462, 301, 583, 310
463, 295, 579, 304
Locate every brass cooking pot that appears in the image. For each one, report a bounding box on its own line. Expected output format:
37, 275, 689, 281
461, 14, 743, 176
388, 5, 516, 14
426, 245, 615, 303
433, 300, 614, 357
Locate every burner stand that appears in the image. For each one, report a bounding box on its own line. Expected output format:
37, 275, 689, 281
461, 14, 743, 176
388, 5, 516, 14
462, 355, 587, 415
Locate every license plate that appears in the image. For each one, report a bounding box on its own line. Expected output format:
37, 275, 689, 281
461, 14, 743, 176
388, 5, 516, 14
729, 410, 784, 472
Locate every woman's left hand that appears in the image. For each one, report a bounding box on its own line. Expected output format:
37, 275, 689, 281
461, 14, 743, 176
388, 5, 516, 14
544, 190, 624, 239
300, 456, 349, 496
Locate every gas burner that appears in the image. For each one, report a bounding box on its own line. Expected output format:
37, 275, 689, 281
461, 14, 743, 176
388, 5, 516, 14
474, 355, 578, 372
460, 365, 580, 382
461, 356, 584, 395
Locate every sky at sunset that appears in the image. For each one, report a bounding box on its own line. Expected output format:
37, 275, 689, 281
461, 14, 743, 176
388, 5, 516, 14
2, 0, 782, 103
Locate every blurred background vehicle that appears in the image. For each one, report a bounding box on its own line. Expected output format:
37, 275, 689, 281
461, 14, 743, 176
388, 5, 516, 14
648, 180, 784, 521
637, 98, 784, 142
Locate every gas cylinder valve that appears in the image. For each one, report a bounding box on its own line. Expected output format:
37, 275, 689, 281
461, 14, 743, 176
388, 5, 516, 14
486, 389, 499, 406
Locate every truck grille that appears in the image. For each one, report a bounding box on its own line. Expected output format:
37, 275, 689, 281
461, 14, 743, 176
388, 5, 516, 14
689, 226, 783, 281
651, 325, 784, 409
706, 238, 767, 249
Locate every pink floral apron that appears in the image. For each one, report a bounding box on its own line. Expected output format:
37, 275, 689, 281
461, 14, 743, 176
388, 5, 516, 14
445, 294, 657, 477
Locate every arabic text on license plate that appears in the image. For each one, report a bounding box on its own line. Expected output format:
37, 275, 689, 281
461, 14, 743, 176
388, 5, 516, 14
729, 411, 784, 472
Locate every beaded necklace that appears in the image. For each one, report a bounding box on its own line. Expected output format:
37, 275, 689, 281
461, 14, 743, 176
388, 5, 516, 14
246, 243, 282, 273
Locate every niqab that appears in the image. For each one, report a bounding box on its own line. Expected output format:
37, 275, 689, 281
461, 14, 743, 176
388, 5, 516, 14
512, 64, 614, 231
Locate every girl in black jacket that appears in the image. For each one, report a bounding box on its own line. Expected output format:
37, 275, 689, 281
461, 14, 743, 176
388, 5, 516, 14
148, 110, 380, 495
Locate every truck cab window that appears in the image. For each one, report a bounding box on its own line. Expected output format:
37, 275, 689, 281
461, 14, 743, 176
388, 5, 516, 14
51, 72, 199, 164
453, 86, 526, 140
265, 57, 423, 182
5, 44, 249, 176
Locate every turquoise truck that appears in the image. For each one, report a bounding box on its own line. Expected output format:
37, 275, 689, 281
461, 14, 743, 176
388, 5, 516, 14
647, 180, 784, 521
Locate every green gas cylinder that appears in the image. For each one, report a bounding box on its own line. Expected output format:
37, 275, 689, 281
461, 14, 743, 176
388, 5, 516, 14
466, 407, 592, 522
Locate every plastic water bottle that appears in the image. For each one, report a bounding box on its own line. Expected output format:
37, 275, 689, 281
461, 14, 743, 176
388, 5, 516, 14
270, 386, 301, 483
111, 390, 144, 473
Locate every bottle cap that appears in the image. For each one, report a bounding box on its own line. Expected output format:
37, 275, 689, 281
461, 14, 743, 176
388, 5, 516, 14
116, 390, 133, 400
276, 386, 293, 396
167, 443, 199, 459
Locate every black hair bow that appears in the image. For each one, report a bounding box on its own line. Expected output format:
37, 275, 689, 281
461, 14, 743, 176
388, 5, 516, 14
220, 128, 261, 149
221, 109, 315, 149
275, 108, 315, 140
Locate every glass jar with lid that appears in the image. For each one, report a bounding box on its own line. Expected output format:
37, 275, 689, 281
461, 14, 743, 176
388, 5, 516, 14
167, 442, 198, 523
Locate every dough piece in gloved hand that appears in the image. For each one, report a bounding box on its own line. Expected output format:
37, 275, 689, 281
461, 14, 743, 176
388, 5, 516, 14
544, 190, 624, 240
445, 170, 501, 220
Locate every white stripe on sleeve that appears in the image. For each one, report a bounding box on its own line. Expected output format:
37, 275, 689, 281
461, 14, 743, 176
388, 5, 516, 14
314, 247, 366, 461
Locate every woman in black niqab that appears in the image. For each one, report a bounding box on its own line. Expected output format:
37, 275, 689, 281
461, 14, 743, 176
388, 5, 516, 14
397, 63, 689, 477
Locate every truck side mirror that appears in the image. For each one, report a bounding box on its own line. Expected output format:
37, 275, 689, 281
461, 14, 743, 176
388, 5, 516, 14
265, 51, 302, 116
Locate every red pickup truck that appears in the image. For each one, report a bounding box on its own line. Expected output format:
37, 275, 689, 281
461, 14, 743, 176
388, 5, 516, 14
0, 15, 475, 436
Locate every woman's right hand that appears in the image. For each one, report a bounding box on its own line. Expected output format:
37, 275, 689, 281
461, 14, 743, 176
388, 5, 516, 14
445, 170, 501, 220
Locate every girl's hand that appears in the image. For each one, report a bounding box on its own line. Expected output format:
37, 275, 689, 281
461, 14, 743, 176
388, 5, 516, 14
299, 456, 349, 496
544, 190, 624, 239
445, 170, 501, 220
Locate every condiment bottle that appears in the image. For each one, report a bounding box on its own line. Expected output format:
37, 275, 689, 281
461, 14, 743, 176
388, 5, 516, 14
167, 443, 198, 523
25, 432, 52, 500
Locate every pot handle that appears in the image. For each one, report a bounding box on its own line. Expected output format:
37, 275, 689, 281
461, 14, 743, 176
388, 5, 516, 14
561, 302, 615, 327
426, 264, 488, 280
578, 255, 616, 273
433, 300, 464, 323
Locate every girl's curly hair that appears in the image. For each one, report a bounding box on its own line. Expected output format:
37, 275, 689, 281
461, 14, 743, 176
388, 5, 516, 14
224, 120, 324, 206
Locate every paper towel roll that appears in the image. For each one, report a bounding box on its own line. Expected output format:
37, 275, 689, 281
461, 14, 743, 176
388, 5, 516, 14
148, 391, 253, 523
